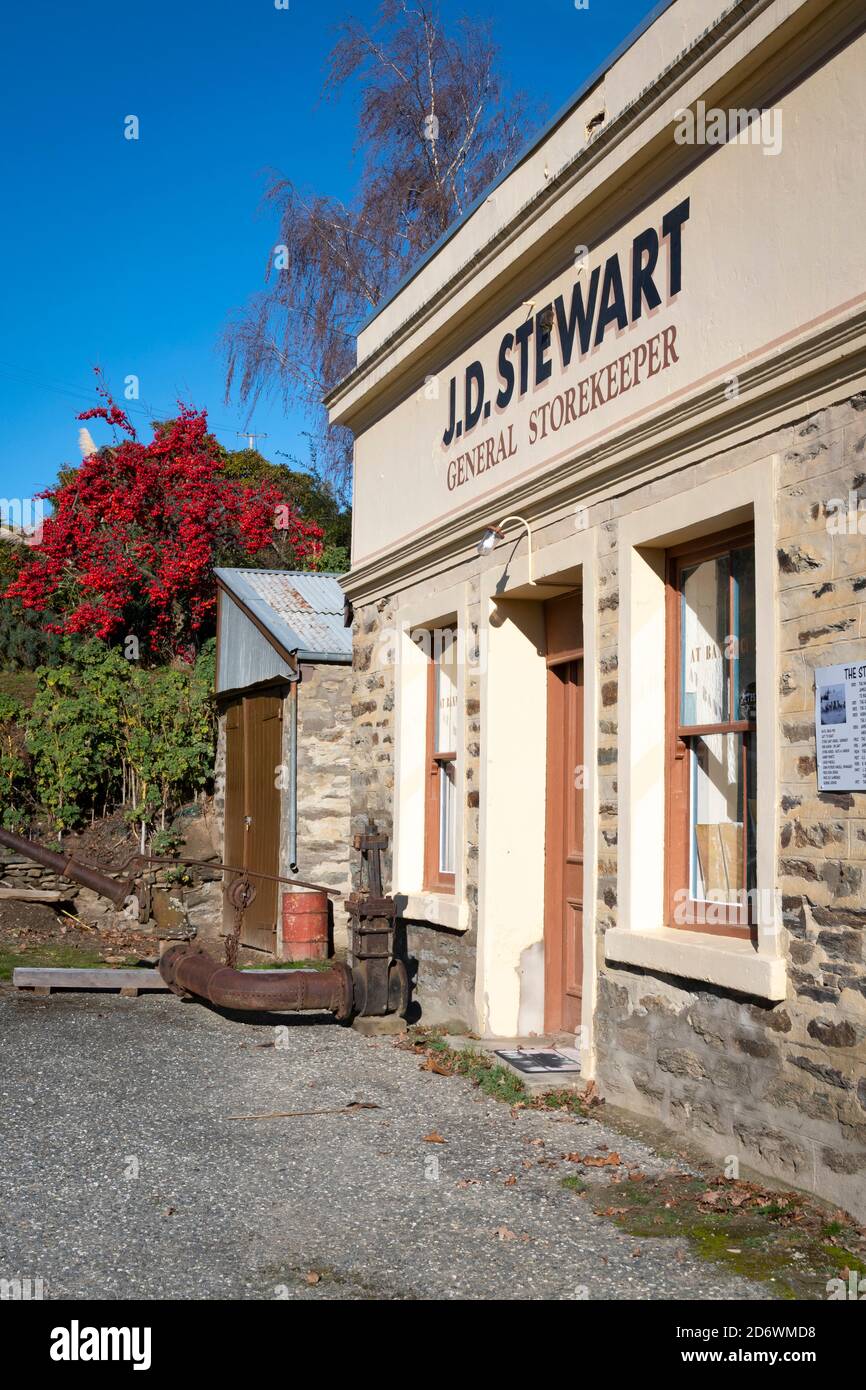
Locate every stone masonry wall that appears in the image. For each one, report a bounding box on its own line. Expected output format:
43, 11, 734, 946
348, 393, 865, 1214
351, 591, 480, 1028
0, 853, 79, 901
594, 392, 866, 1221
289, 662, 353, 949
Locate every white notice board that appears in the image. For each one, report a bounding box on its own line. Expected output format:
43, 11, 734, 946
815, 661, 866, 792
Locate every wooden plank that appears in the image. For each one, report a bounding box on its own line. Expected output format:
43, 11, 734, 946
12, 967, 168, 993
0, 887, 64, 902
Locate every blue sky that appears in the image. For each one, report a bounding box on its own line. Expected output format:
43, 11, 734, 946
0, 0, 656, 506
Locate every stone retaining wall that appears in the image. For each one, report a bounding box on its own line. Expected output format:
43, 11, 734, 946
0, 853, 79, 899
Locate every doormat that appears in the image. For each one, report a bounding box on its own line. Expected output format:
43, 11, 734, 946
494, 1047, 581, 1074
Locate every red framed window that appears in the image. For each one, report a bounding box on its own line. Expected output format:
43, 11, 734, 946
665, 525, 757, 938
424, 625, 458, 892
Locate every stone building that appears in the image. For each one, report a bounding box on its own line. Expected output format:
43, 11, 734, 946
213, 569, 352, 956
328, 0, 866, 1218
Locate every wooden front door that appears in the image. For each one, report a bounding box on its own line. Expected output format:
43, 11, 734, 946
543, 593, 584, 1033
223, 691, 283, 952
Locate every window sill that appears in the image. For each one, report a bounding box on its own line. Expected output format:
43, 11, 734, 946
395, 892, 469, 932
604, 926, 786, 1001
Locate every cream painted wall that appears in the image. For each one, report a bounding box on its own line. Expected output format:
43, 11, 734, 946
476, 589, 548, 1037
476, 527, 599, 1054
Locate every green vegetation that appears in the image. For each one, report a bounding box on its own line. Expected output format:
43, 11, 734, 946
0, 541, 63, 671
563, 1169, 866, 1300
561, 1175, 587, 1193
0, 943, 141, 980
0, 671, 37, 704
0, 638, 216, 838
405, 1027, 595, 1114
0, 693, 29, 829
217, 443, 351, 572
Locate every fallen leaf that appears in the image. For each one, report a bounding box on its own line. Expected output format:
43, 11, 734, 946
421, 1056, 452, 1076
305, 1272, 321, 1285
504, 1175, 517, 1187
423, 1131, 445, 1144
583, 1152, 621, 1168
627, 1171, 646, 1182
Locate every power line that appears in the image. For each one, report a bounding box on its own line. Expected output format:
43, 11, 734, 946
0, 360, 252, 440
235, 431, 269, 450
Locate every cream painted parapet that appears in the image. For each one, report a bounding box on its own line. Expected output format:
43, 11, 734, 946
334, 9, 866, 591
334, 0, 854, 430
353, 0, 725, 364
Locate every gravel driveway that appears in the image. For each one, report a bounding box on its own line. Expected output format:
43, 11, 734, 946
0, 985, 773, 1301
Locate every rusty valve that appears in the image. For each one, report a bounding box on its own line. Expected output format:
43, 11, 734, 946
347, 819, 409, 1018
227, 878, 257, 911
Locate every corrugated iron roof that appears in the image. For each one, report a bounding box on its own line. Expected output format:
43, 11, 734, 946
214, 569, 351, 663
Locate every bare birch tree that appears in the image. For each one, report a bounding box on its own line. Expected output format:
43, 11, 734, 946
224, 0, 535, 499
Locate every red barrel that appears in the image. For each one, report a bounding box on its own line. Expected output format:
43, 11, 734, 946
281, 890, 329, 961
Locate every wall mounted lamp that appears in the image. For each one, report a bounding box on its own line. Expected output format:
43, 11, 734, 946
476, 514, 535, 584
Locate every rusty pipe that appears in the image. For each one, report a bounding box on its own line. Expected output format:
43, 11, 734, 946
159, 943, 354, 1020
0, 827, 135, 906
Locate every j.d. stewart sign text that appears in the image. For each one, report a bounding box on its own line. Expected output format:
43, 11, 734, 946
442, 197, 690, 492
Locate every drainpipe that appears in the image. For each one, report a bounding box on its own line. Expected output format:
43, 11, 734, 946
288, 668, 299, 873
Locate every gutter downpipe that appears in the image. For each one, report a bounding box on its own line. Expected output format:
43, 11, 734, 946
288, 667, 299, 873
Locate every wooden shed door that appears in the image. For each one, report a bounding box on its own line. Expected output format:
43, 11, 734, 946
223, 693, 282, 951
544, 593, 584, 1033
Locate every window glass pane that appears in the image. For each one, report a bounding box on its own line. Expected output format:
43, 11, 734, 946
439, 761, 456, 875
435, 629, 458, 753
732, 546, 756, 722
689, 732, 745, 904
680, 556, 730, 726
